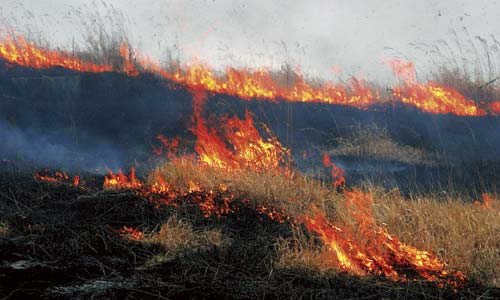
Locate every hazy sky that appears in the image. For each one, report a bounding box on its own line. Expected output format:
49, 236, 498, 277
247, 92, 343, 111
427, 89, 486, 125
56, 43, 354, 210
2, 0, 500, 81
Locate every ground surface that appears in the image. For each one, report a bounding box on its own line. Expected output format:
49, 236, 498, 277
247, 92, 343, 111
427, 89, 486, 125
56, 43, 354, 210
1, 170, 499, 300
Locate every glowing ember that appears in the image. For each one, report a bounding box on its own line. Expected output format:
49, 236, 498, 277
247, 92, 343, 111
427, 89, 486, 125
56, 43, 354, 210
118, 226, 144, 241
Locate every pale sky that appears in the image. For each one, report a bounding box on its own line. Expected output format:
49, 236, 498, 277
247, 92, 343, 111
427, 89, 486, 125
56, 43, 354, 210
2, 0, 499, 82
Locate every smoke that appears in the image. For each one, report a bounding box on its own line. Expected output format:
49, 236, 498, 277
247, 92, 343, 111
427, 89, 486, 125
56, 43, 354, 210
3, 0, 500, 82
0, 118, 124, 173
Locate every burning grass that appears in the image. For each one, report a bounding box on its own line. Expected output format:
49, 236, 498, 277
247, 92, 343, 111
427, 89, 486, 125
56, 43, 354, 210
1, 22, 500, 300
373, 190, 500, 286
1, 162, 500, 299
149, 160, 495, 288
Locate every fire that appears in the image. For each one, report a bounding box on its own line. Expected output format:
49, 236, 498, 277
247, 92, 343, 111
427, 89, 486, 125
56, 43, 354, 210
392, 82, 486, 116
118, 226, 144, 241
323, 153, 346, 188
489, 101, 500, 115
0, 34, 498, 117
301, 190, 465, 285
473, 193, 498, 209
0, 35, 113, 73
35, 170, 80, 186
190, 90, 289, 173
385, 59, 487, 116
2, 34, 470, 287
119, 44, 140, 76
103, 167, 143, 190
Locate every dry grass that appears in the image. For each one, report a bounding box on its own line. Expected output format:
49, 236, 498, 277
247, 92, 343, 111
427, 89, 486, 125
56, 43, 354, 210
148, 159, 341, 219
275, 228, 337, 274
330, 124, 436, 165
373, 190, 500, 286
145, 214, 228, 253
150, 161, 500, 287
139, 214, 229, 268
0, 222, 9, 237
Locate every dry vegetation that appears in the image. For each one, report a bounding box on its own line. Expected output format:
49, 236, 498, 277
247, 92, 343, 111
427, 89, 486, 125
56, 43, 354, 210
3, 161, 499, 299
2, 16, 500, 299
151, 161, 500, 288
148, 159, 340, 219
330, 124, 437, 165
373, 190, 500, 286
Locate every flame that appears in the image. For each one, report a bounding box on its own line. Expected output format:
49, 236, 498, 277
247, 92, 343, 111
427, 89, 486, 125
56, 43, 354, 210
383, 58, 417, 85
190, 90, 289, 173
103, 167, 143, 190
473, 193, 497, 209
119, 44, 140, 76
384, 59, 487, 116
392, 82, 486, 116
35, 170, 80, 186
118, 226, 144, 241
0, 34, 498, 117
323, 153, 346, 188
301, 190, 465, 285
0, 35, 113, 73
1, 34, 470, 287
489, 101, 500, 115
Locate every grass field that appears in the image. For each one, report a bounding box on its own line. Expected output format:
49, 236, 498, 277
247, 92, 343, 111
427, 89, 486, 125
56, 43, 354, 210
1, 29, 500, 299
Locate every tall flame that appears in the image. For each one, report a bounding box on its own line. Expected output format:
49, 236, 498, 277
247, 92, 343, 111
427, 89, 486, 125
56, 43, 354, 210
190, 90, 289, 173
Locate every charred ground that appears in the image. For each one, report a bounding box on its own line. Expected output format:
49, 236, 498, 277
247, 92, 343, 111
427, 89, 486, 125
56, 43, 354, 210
1, 48, 500, 300
1, 170, 499, 300
1, 61, 500, 195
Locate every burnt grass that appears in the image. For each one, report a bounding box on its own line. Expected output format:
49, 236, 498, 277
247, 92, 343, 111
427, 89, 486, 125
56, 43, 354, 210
2, 61, 500, 194
2, 60, 500, 299
0, 171, 499, 300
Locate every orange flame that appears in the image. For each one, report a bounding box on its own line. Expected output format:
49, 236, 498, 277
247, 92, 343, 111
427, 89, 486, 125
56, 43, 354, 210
384, 59, 487, 116
323, 153, 346, 188
103, 167, 143, 190
118, 226, 144, 241
473, 193, 497, 210
1, 34, 472, 286
190, 90, 289, 173
489, 101, 500, 115
34, 170, 80, 186
0, 35, 113, 73
301, 190, 464, 285
0, 35, 497, 117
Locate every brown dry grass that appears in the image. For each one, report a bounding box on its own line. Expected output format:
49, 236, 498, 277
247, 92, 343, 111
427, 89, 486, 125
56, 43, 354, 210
150, 160, 500, 287
0, 222, 9, 237
139, 214, 229, 268
331, 124, 436, 165
372, 189, 500, 286
148, 159, 341, 219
